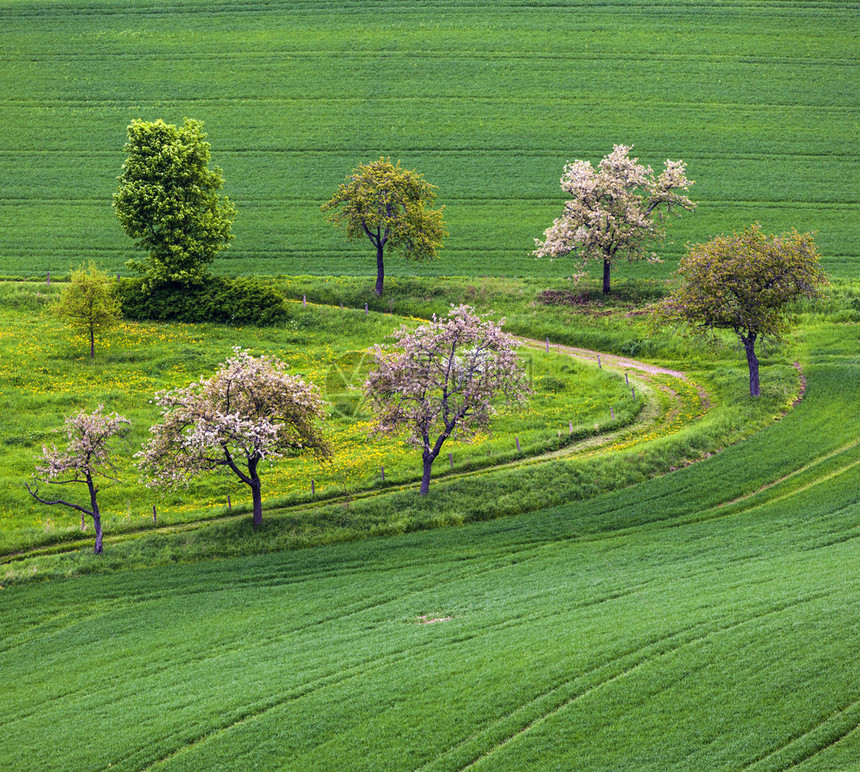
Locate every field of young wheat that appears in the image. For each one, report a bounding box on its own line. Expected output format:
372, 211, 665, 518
0, 0, 857, 280
1, 1, 859, 769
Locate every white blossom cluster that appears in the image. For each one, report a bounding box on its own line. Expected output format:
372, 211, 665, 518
137, 347, 330, 489
534, 144, 695, 271
364, 305, 532, 453
36, 405, 130, 483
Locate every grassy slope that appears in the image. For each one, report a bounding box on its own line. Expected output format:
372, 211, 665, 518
1, 324, 857, 770
0, 0, 857, 279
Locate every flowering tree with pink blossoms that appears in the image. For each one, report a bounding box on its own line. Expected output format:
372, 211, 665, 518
534, 144, 696, 294
364, 305, 531, 496
26, 406, 131, 554
138, 348, 331, 527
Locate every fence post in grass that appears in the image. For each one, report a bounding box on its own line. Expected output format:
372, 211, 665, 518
610, 406, 615, 420
227, 495, 231, 511
515, 436, 521, 453
365, 303, 368, 315
152, 505, 156, 524
449, 452, 453, 470
625, 371, 629, 385
311, 479, 315, 497
302, 294, 306, 307
597, 354, 601, 368
381, 465, 385, 481
631, 386, 635, 399
46, 271, 50, 285
545, 337, 549, 353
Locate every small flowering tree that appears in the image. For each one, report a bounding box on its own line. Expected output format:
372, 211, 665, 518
26, 406, 130, 554
364, 305, 531, 496
534, 144, 696, 294
652, 224, 827, 396
138, 348, 331, 526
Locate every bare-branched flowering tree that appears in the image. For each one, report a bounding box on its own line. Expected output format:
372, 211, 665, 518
26, 406, 131, 554
534, 144, 696, 294
138, 348, 331, 526
364, 305, 532, 496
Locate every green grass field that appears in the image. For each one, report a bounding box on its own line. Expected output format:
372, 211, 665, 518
1, 331, 858, 770
2, 1, 860, 768
0, 0, 857, 279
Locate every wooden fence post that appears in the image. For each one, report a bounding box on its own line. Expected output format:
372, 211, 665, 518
152, 505, 157, 524
515, 436, 521, 453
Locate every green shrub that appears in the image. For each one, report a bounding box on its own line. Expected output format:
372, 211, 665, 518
118, 276, 288, 326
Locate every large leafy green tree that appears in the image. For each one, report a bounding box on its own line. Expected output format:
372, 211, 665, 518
53, 262, 122, 359
322, 157, 447, 296
113, 118, 236, 287
653, 224, 827, 396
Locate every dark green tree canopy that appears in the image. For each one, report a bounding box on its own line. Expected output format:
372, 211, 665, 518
322, 157, 447, 295
653, 224, 827, 396
113, 118, 236, 287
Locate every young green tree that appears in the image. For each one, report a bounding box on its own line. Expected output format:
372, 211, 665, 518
26, 406, 130, 554
53, 262, 122, 359
653, 224, 827, 396
322, 157, 447, 296
534, 145, 695, 294
113, 118, 236, 287
138, 348, 331, 527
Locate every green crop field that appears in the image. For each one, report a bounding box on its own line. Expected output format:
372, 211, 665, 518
1, 323, 858, 770
0, 0, 858, 280
2, 1, 860, 769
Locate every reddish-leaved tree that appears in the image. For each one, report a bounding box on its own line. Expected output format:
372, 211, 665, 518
364, 305, 531, 495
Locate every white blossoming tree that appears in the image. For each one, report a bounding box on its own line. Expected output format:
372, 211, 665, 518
534, 144, 696, 294
364, 305, 532, 496
138, 348, 331, 527
26, 406, 131, 554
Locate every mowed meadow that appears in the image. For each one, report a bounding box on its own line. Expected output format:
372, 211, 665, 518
0, 0, 858, 280
2, 1, 860, 770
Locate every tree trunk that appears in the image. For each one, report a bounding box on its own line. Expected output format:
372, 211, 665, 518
420, 453, 434, 496
251, 477, 263, 527
375, 241, 385, 296
742, 333, 760, 396
88, 477, 102, 553
602, 258, 611, 294
93, 512, 103, 554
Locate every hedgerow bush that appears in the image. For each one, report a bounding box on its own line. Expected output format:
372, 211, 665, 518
118, 276, 288, 326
